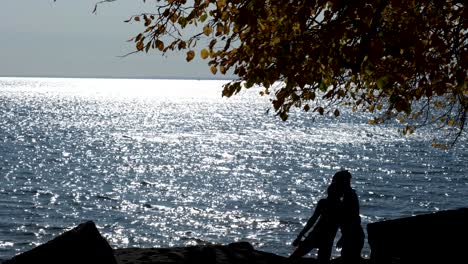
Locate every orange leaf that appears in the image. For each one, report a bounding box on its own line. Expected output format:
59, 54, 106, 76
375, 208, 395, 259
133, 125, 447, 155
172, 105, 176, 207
186, 50, 195, 62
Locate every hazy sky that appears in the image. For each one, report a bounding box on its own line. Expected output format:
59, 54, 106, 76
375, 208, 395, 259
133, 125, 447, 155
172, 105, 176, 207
0, 0, 215, 78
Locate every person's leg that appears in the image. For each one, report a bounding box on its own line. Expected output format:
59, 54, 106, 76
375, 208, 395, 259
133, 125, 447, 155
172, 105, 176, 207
289, 239, 315, 259
289, 245, 313, 259
340, 235, 351, 263
317, 243, 333, 264
349, 228, 365, 263
341, 229, 364, 264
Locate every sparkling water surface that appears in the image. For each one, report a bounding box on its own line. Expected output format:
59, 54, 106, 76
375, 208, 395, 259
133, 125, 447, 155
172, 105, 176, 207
0, 77, 467, 260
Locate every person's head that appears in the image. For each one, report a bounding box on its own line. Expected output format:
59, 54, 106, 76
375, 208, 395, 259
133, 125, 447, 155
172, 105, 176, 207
332, 170, 352, 188
327, 183, 343, 201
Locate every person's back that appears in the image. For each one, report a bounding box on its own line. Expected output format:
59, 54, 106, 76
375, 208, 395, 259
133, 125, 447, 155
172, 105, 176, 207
308, 198, 341, 243
290, 183, 343, 263
332, 170, 364, 263
340, 187, 364, 262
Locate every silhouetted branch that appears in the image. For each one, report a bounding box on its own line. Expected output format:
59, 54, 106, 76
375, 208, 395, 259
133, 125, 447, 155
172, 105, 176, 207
93, 0, 117, 14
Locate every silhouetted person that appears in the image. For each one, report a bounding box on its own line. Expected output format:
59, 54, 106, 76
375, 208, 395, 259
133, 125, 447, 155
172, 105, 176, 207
289, 183, 343, 264
332, 170, 365, 264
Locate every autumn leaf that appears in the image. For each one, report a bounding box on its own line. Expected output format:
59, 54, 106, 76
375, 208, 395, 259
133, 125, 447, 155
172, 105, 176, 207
124, 0, 467, 146
217, 0, 226, 9
317, 107, 324, 115
203, 25, 212, 36
200, 49, 209, 59
334, 109, 340, 117
144, 15, 152, 26
136, 41, 144, 51
178, 41, 186, 50
156, 40, 164, 51
186, 50, 195, 62
200, 13, 208, 22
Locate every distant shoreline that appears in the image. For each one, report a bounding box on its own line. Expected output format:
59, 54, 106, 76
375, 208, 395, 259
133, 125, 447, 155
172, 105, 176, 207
0, 75, 235, 81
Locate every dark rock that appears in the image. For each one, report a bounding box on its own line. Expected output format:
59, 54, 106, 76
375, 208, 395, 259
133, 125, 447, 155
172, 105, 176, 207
228, 241, 255, 251
113, 242, 369, 264
367, 207, 468, 264
4, 221, 117, 264
330, 256, 370, 264
114, 242, 291, 264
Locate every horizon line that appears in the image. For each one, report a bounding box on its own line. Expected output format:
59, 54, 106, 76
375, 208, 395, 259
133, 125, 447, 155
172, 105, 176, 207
0, 74, 236, 81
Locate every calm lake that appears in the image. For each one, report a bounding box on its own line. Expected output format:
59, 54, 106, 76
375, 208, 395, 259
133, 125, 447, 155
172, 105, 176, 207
0, 77, 467, 260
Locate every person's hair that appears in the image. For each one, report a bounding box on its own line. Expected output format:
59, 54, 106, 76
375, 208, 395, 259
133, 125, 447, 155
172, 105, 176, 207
327, 183, 343, 199
332, 170, 352, 185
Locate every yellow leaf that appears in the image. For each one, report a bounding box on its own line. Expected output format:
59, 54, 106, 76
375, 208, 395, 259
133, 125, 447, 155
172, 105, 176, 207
210, 66, 217, 74
220, 65, 226, 74
186, 50, 195, 62
203, 25, 212, 36
200, 49, 209, 59
221, 11, 229, 21
136, 41, 144, 51
432, 143, 449, 149
217, 0, 226, 9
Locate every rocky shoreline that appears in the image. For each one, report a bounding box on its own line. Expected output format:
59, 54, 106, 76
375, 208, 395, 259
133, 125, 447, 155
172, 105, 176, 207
3, 208, 467, 264
114, 243, 319, 264
1, 220, 365, 264
113, 244, 369, 264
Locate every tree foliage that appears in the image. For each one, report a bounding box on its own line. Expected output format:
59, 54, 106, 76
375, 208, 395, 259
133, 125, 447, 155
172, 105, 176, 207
103, 0, 466, 146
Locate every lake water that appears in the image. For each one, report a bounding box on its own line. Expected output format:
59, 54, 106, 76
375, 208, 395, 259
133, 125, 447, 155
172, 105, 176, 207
0, 77, 467, 261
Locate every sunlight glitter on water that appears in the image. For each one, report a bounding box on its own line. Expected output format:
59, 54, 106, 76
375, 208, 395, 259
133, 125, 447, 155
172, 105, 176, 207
0, 77, 231, 100
0, 78, 467, 260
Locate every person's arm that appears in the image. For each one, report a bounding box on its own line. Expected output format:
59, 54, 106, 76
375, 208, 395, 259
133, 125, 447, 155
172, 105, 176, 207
292, 200, 323, 246
349, 189, 361, 223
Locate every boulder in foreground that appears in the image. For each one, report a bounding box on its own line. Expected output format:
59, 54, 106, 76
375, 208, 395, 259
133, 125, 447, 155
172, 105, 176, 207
4, 221, 117, 264
114, 242, 323, 264
367, 207, 468, 264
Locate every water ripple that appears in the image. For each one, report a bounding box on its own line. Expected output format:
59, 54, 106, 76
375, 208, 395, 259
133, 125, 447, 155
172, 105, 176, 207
0, 77, 466, 260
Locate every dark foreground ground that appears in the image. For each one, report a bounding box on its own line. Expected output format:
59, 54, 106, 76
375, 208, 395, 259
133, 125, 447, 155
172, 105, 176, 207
113, 243, 370, 264
4, 207, 468, 264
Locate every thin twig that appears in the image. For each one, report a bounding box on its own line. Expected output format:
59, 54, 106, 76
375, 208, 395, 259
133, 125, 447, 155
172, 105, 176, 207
93, 0, 117, 14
